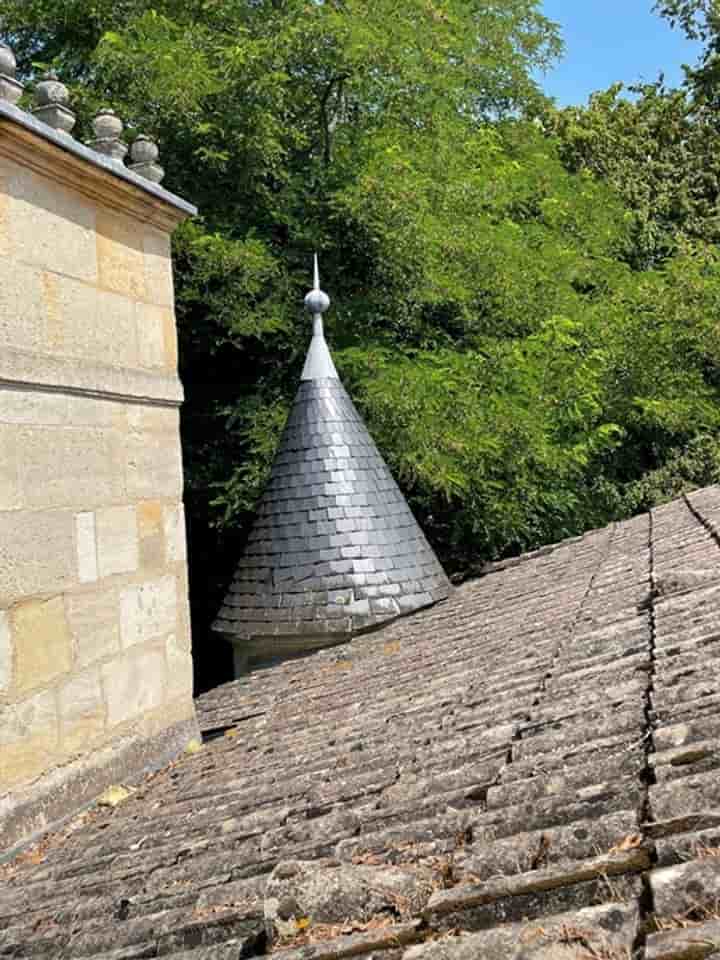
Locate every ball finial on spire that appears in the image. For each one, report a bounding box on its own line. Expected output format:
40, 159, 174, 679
304, 253, 330, 316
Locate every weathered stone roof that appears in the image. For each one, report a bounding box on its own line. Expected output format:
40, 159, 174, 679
3, 487, 720, 959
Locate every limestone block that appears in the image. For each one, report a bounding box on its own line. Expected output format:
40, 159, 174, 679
40, 270, 61, 352
175, 570, 192, 653
175, 616, 192, 655
0, 510, 76, 605
0, 424, 21, 510
101, 643, 166, 728
58, 668, 106, 754
163, 503, 187, 565
75, 512, 98, 584
95, 289, 140, 368
0, 168, 9, 258
66, 586, 120, 668
124, 430, 183, 500
0, 260, 46, 353
142, 542, 168, 574
96, 209, 146, 300
127, 405, 179, 435
166, 635, 194, 701
0, 688, 58, 790
12, 596, 72, 693
138, 501, 163, 539
138, 500, 165, 569
65, 394, 125, 430
166, 561, 192, 654
0, 610, 11, 694
163, 309, 178, 370
0, 389, 69, 426
143, 226, 174, 308
96, 506, 139, 578
119, 575, 177, 648
135, 689, 196, 742
42, 273, 139, 368
136, 303, 169, 369
19, 426, 124, 510
125, 407, 182, 499
4, 162, 97, 283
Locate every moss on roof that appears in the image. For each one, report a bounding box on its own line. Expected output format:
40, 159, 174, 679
3, 487, 720, 959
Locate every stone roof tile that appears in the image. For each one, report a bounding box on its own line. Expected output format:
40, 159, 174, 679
4, 488, 720, 957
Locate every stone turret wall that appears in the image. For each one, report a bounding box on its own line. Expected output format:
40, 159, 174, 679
0, 87, 198, 852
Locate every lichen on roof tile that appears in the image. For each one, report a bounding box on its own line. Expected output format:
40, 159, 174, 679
4, 487, 720, 958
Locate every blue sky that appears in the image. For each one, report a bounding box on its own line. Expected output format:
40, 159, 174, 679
539, 0, 702, 106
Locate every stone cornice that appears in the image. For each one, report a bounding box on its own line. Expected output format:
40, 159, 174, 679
0, 347, 184, 407
0, 100, 197, 232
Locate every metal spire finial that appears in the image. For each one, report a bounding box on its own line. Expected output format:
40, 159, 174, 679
300, 253, 338, 381
304, 253, 331, 318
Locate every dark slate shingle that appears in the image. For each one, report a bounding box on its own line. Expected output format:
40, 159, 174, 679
213, 377, 451, 657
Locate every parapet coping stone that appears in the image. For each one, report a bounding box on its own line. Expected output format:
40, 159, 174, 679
0, 99, 197, 218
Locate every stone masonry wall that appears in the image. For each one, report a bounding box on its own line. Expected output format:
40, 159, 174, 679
0, 101, 198, 851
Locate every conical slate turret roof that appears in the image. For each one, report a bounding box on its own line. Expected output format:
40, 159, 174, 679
213, 258, 451, 662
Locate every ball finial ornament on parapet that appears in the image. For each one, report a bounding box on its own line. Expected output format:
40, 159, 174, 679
32, 71, 76, 136
0, 41, 23, 105
129, 135, 165, 184
87, 108, 128, 163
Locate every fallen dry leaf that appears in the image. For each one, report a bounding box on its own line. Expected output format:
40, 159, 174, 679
97, 785, 134, 808
609, 834, 643, 853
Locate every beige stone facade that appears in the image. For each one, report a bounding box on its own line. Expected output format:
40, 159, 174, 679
0, 105, 198, 851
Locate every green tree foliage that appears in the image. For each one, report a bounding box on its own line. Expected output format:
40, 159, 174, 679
549, 83, 720, 267
655, 0, 720, 104
655, 0, 717, 40
3, 1, 720, 651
